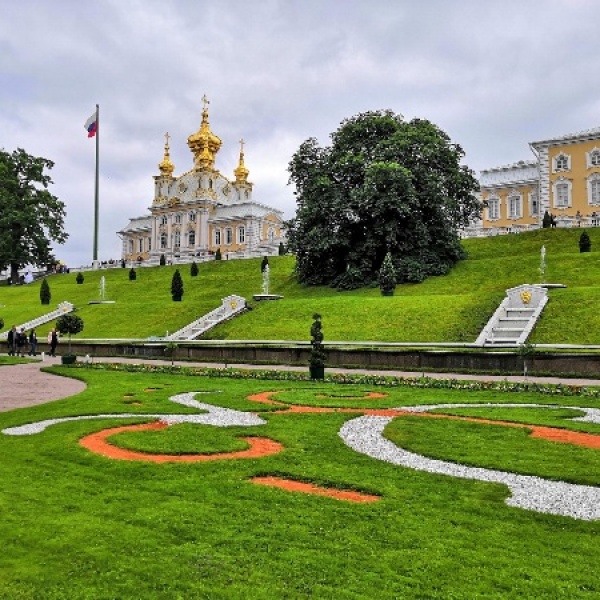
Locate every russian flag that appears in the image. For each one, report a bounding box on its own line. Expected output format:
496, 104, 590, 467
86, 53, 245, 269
84, 111, 97, 138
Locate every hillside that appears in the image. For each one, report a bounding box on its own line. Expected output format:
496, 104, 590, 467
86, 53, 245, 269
1, 228, 599, 344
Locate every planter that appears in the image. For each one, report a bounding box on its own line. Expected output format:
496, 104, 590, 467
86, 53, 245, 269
309, 365, 325, 380
61, 355, 77, 365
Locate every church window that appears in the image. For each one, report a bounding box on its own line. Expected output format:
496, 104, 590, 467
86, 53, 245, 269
486, 197, 500, 220
508, 194, 522, 219
160, 215, 168, 225
553, 179, 572, 208
175, 214, 182, 224
160, 233, 167, 249
553, 153, 570, 172
188, 231, 196, 247
588, 174, 600, 205
174, 231, 181, 248
214, 229, 221, 246
225, 228, 233, 245
238, 226, 245, 244
189, 211, 196, 222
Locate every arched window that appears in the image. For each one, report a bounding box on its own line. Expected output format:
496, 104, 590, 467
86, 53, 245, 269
189, 211, 196, 222
588, 149, 600, 168
553, 153, 570, 172
588, 174, 600, 206
174, 231, 181, 248
160, 215, 168, 225
175, 214, 182, 224
188, 231, 196, 247
160, 233, 167, 249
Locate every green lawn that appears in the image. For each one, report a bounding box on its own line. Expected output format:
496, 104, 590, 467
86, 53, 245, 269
1, 227, 600, 343
0, 366, 599, 598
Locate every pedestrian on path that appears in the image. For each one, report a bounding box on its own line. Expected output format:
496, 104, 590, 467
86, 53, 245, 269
16, 328, 27, 357
48, 328, 59, 357
28, 329, 38, 356
7, 325, 17, 356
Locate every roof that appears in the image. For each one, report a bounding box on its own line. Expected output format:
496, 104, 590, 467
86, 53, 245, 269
530, 126, 600, 148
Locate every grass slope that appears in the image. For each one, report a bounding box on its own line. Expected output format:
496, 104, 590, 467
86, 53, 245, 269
0, 367, 599, 598
1, 228, 599, 343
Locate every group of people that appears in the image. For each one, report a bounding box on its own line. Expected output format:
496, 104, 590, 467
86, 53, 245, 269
6, 326, 59, 357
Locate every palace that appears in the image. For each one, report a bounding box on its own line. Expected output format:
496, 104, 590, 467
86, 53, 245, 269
465, 125, 600, 237
118, 99, 285, 263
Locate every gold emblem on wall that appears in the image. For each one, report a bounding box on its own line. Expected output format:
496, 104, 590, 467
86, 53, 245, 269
520, 291, 532, 304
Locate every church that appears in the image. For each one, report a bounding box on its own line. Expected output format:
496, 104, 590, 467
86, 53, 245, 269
117, 99, 285, 263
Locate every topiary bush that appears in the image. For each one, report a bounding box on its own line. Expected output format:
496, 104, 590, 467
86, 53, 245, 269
278, 242, 286, 256
129, 267, 137, 281
309, 313, 326, 380
378, 252, 397, 296
40, 279, 51, 305
171, 269, 184, 301
159, 253, 166, 266
190, 261, 199, 277
55, 314, 84, 356
579, 230, 591, 253
215, 248, 222, 261
76, 272, 84, 285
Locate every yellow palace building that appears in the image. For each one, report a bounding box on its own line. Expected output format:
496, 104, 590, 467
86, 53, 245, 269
118, 99, 285, 264
466, 126, 600, 236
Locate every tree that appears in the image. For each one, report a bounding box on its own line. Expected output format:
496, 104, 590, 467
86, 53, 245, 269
171, 268, 184, 301
190, 261, 199, 277
0, 148, 68, 283
378, 251, 397, 296
159, 253, 166, 266
309, 313, 326, 379
76, 272, 84, 285
55, 313, 84, 356
286, 110, 481, 288
579, 230, 591, 253
129, 267, 137, 280
40, 278, 51, 305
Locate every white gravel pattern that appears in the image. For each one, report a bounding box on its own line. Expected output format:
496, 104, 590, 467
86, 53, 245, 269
339, 402, 600, 521
1, 392, 265, 436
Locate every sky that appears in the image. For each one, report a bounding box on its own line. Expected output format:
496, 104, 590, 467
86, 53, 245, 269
2, 0, 600, 268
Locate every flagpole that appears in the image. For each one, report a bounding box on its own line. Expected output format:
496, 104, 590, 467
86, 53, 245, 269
93, 103, 100, 264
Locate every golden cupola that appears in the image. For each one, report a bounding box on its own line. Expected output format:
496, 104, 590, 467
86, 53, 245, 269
187, 95, 222, 171
158, 132, 175, 177
234, 138, 251, 185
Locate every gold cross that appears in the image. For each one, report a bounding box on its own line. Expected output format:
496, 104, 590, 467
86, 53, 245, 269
164, 132, 170, 147
202, 94, 210, 110
239, 138, 245, 152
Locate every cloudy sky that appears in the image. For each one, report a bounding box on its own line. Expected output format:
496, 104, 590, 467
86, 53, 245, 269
2, 0, 599, 267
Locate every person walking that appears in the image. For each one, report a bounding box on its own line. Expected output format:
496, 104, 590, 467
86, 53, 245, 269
48, 328, 59, 357
28, 329, 38, 356
16, 328, 27, 357
7, 325, 17, 356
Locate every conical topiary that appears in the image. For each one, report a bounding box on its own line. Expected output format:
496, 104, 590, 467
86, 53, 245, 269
579, 230, 591, 253
190, 261, 199, 277
40, 278, 51, 305
378, 252, 397, 296
171, 268, 184, 301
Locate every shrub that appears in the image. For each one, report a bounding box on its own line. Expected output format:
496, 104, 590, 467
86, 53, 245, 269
40, 279, 51, 305
76, 272, 84, 284
278, 242, 286, 256
309, 313, 326, 368
378, 252, 397, 296
129, 268, 137, 281
159, 254, 166, 266
171, 269, 184, 301
190, 261, 199, 277
215, 248, 222, 261
579, 230, 591, 253
55, 314, 84, 355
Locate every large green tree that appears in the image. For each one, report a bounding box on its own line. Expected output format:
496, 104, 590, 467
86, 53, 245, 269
0, 148, 68, 282
286, 110, 481, 288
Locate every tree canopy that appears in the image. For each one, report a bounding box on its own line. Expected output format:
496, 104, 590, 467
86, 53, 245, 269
0, 148, 68, 282
286, 110, 481, 288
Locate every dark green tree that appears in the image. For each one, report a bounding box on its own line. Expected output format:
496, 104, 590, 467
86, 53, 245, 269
378, 251, 397, 296
129, 267, 137, 280
215, 248, 222, 261
190, 261, 199, 277
171, 268, 184, 301
309, 313, 326, 379
0, 148, 68, 283
278, 242, 286, 255
55, 313, 84, 356
579, 230, 591, 253
40, 278, 51, 305
287, 110, 481, 288
76, 272, 84, 284
159, 253, 166, 266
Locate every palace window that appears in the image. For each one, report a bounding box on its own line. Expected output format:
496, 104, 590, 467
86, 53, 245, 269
588, 174, 600, 205
225, 228, 233, 245
138, 238, 143, 253
553, 153, 571, 172
214, 229, 221, 246
529, 190, 539, 217
188, 231, 196, 247
160, 233, 167, 249
148, 237, 152, 251
128, 240, 134, 254
587, 149, 600, 168
160, 215, 168, 225
175, 214, 182, 224
486, 197, 500, 220
189, 211, 196, 222
507, 194, 522, 219
174, 231, 181, 248
553, 178, 572, 208
238, 226, 245, 244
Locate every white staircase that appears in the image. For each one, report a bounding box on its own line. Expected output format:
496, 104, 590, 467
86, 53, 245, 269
475, 285, 548, 346
0, 301, 75, 339
166, 295, 247, 341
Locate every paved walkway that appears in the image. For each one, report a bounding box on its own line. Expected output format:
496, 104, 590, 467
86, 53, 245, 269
1, 355, 600, 413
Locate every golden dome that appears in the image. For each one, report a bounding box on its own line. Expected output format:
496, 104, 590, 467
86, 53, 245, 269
158, 132, 175, 176
234, 138, 250, 184
187, 95, 222, 171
